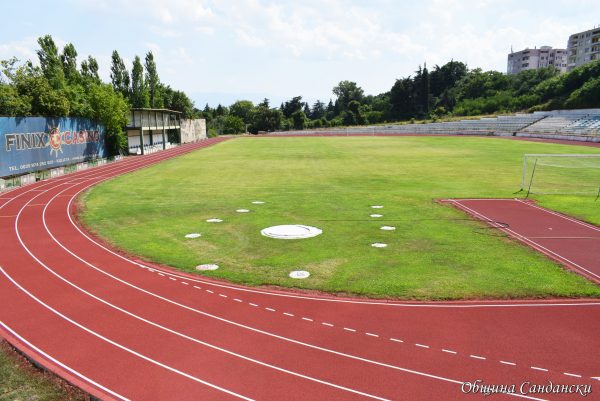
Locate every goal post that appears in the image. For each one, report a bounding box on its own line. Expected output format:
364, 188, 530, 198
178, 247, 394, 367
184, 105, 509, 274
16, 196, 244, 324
520, 154, 600, 196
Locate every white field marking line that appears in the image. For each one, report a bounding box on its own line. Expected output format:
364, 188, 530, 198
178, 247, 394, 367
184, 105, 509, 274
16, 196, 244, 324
366, 333, 379, 338
515, 199, 600, 233
193, 286, 202, 290
322, 322, 334, 327
283, 313, 294, 317
265, 307, 275, 312
302, 317, 314, 322
37, 152, 589, 386
1, 268, 397, 401
501, 361, 517, 366
206, 290, 214, 294
442, 349, 457, 354
169, 277, 177, 281
450, 200, 600, 280
390, 338, 403, 343
0, 320, 131, 401
181, 282, 189, 285
469, 355, 486, 360
415, 344, 430, 349
564, 373, 582, 378
531, 367, 548, 372
234, 299, 243, 303
219, 294, 227, 298
58, 175, 600, 308
0, 268, 256, 401
158, 273, 165, 277
249, 303, 258, 307
343, 328, 356, 332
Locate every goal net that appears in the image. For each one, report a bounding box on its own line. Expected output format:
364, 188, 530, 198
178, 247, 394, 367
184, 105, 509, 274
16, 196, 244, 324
520, 154, 600, 196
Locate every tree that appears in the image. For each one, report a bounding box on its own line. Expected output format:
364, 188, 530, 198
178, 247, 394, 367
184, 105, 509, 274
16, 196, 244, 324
81, 56, 100, 83
311, 100, 326, 120
88, 83, 129, 154
229, 100, 254, 124
110, 50, 130, 98
218, 115, 245, 134
249, 99, 282, 133
145, 51, 161, 108
0, 83, 31, 115
282, 96, 304, 118
36, 35, 65, 89
291, 110, 307, 130
332, 81, 364, 112
130, 56, 149, 108
60, 43, 80, 83
389, 78, 415, 120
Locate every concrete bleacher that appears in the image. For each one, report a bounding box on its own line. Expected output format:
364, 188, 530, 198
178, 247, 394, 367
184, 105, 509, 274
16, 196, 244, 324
270, 109, 600, 142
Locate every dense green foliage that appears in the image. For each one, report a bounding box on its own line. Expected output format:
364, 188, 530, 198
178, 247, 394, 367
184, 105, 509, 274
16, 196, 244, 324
0, 35, 199, 154
82, 136, 600, 299
200, 59, 600, 134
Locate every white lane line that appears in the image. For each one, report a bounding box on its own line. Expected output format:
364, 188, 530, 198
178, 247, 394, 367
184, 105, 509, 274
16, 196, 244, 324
415, 344, 429, 349
563, 373, 582, 378
42, 181, 547, 400
234, 299, 243, 303
63, 192, 600, 309
193, 286, 202, 290
302, 317, 314, 322
219, 294, 227, 298
517, 199, 600, 233
158, 273, 165, 277
500, 361, 516, 366
206, 290, 214, 294
322, 322, 334, 327
283, 313, 294, 317
450, 200, 600, 281
470, 355, 486, 360
169, 277, 177, 281
0, 268, 256, 401
265, 308, 275, 312
442, 349, 457, 354
343, 328, 356, 332
366, 333, 379, 338
249, 303, 258, 307
0, 320, 131, 401
531, 367, 548, 372
390, 338, 404, 343
181, 282, 189, 285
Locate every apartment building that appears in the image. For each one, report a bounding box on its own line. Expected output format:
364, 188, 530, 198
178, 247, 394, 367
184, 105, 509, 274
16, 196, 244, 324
567, 27, 600, 71
507, 46, 567, 74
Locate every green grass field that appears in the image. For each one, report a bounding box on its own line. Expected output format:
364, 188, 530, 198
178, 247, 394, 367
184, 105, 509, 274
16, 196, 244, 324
0, 341, 85, 401
81, 136, 600, 300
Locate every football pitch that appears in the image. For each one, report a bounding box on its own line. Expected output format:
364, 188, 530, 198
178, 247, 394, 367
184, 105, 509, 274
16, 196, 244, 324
80, 136, 600, 300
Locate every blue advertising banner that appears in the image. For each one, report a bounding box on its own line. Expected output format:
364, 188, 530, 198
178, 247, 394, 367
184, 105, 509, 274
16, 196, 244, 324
0, 117, 106, 177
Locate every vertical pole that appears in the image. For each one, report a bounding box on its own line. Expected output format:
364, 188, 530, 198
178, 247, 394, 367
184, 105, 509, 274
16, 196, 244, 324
140, 128, 144, 155
162, 114, 166, 150
521, 156, 527, 191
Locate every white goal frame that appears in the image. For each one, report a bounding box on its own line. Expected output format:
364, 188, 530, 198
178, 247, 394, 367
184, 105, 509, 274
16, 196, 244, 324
520, 153, 600, 193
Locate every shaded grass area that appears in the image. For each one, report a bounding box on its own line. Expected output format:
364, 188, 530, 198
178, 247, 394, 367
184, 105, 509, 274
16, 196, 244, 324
81, 136, 600, 300
0, 340, 85, 401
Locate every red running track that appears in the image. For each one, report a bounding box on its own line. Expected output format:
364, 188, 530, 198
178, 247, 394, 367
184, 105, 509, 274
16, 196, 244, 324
445, 198, 600, 284
0, 138, 599, 401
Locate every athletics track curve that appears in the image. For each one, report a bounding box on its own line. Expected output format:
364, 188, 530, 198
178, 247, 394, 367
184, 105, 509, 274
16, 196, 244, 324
0, 137, 599, 401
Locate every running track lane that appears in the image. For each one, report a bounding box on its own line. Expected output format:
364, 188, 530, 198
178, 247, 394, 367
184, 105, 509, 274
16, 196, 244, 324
444, 198, 600, 284
0, 138, 598, 400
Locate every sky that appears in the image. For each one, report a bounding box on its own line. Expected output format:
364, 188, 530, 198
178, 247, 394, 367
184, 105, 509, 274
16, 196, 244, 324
1, 0, 599, 108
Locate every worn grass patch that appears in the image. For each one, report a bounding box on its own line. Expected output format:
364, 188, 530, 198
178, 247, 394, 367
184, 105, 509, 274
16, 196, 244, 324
81, 136, 600, 300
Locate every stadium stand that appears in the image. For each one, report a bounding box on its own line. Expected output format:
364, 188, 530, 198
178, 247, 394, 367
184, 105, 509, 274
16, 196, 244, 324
271, 109, 600, 142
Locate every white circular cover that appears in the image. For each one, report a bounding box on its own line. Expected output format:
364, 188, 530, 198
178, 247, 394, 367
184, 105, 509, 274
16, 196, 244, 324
261, 225, 322, 239
371, 205, 384, 209
289, 270, 310, 279
371, 243, 388, 248
206, 218, 223, 223
370, 214, 383, 218
252, 201, 265, 204
185, 233, 202, 238
380, 226, 396, 231
236, 209, 250, 213
196, 264, 219, 271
